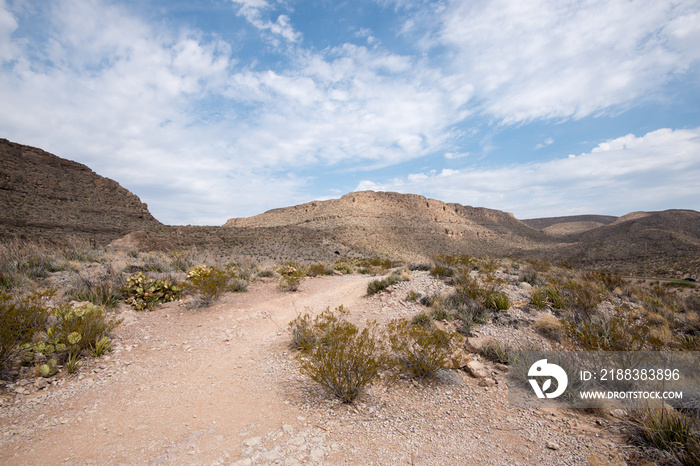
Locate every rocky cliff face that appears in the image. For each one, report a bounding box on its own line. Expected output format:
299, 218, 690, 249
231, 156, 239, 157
0, 139, 160, 245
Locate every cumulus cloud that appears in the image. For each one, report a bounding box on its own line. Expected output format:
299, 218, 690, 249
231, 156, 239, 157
1, 0, 698, 224
425, 0, 700, 123
357, 127, 700, 218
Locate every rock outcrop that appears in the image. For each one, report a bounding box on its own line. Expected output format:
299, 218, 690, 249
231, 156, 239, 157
0, 139, 160, 245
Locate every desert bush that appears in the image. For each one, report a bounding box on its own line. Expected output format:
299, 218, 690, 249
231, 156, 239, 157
288, 313, 317, 352
0, 291, 51, 373
122, 272, 182, 311
366, 271, 407, 295
49, 302, 121, 355
297, 309, 381, 403
533, 314, 565, 342
625, 408, 700, 466
518, 267, 543, 286
307, 263, 333, 277
478, 339, 511, 365
69, 273, 123, 308
585, 270, 624, 292
387, 318, 455, 379
405, 290, 421, 302
143, 253, 170, 273
429, 306, 453, 321
332, 260, 354, 275
429, 264, 454, 279
277, 261, 306, 291
411, 311, 432, 327
168, 251, 195, 272
561, 306, 660, 351
530, 289, 548, 309
486, 291, 510, 311
409, 263, 432, 271
186, 265, 245, 306
256, 269, 275, 278
552, 279, 603, 314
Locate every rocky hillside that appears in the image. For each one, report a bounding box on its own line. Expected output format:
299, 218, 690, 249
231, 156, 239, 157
560, 209, 700, 276
0, 139, 160, 245
224, 191, 553, 260
522, 214, 618, 236
224, 192, 700, 277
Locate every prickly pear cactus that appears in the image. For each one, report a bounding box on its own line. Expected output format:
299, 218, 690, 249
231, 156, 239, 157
37, 359, 58, 378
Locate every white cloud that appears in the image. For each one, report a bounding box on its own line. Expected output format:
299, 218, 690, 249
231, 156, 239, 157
2, 0, 699, 225
0, 0, 467, 223
428, 0, 700, 123
535, 138, 554, 150
357, 127, 700, 218
230, 0, 301, 43
0, 0, 17, 62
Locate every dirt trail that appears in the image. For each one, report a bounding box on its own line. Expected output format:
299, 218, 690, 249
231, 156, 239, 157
1, 273, 627, 465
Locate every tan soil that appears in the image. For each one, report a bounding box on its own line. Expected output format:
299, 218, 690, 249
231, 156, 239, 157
1, 274, 628, 465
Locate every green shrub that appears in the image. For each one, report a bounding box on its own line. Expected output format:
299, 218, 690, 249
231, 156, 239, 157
307, 263, 333, 277
585, 270, 624, 292
478, 340, 510, 365
49, 303, 121, 355
277, 261, 306, 292
519, 268, 542, 286
561, 307, 659, 351
405, 290, 421, 302
0, 291, 51, 373
387, 318, 455, 379
625, 408, 700, 465
288, 313, 317, 352
92, 336, 112, 357
169, 251, 194, 272
122, 272, 182, 311
429, 264, 454, 279
411, 311, 432, 327
366, 272, 407, 295
297, 309, 381, 403
332, 260, 354, 275
429, 306, 453, 321
186, 265, 245, 306
256, 269, 275, 278
530, 289, 548, 309
69, 274, 123, 308
486, 291, 510, 311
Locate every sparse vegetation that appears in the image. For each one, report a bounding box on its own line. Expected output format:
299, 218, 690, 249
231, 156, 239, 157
0, 291, 51, 373
122, 272, 182, 311
478, 339, 511, 365
387, 318, 456, 379
625, 408, 700, 466
277, 261, 307, 292
295, 307, 382, 403
185, 264, 246, 307
366, 270, 409, 295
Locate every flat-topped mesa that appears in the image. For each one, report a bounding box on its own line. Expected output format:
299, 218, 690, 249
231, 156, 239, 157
0, 138, 160, 244
223, 190, 520, 229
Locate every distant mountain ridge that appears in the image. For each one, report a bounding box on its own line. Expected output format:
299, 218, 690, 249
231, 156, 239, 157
1, 139, 697, 278
0, 138, 160, 244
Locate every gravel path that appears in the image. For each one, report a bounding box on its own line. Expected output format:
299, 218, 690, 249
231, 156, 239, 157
0, 273, 627, 465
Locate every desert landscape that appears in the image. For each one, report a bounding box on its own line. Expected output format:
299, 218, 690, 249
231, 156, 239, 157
1, 139, 699, 465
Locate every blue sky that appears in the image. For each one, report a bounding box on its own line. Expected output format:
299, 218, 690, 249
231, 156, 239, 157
1, 0, 699, 225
